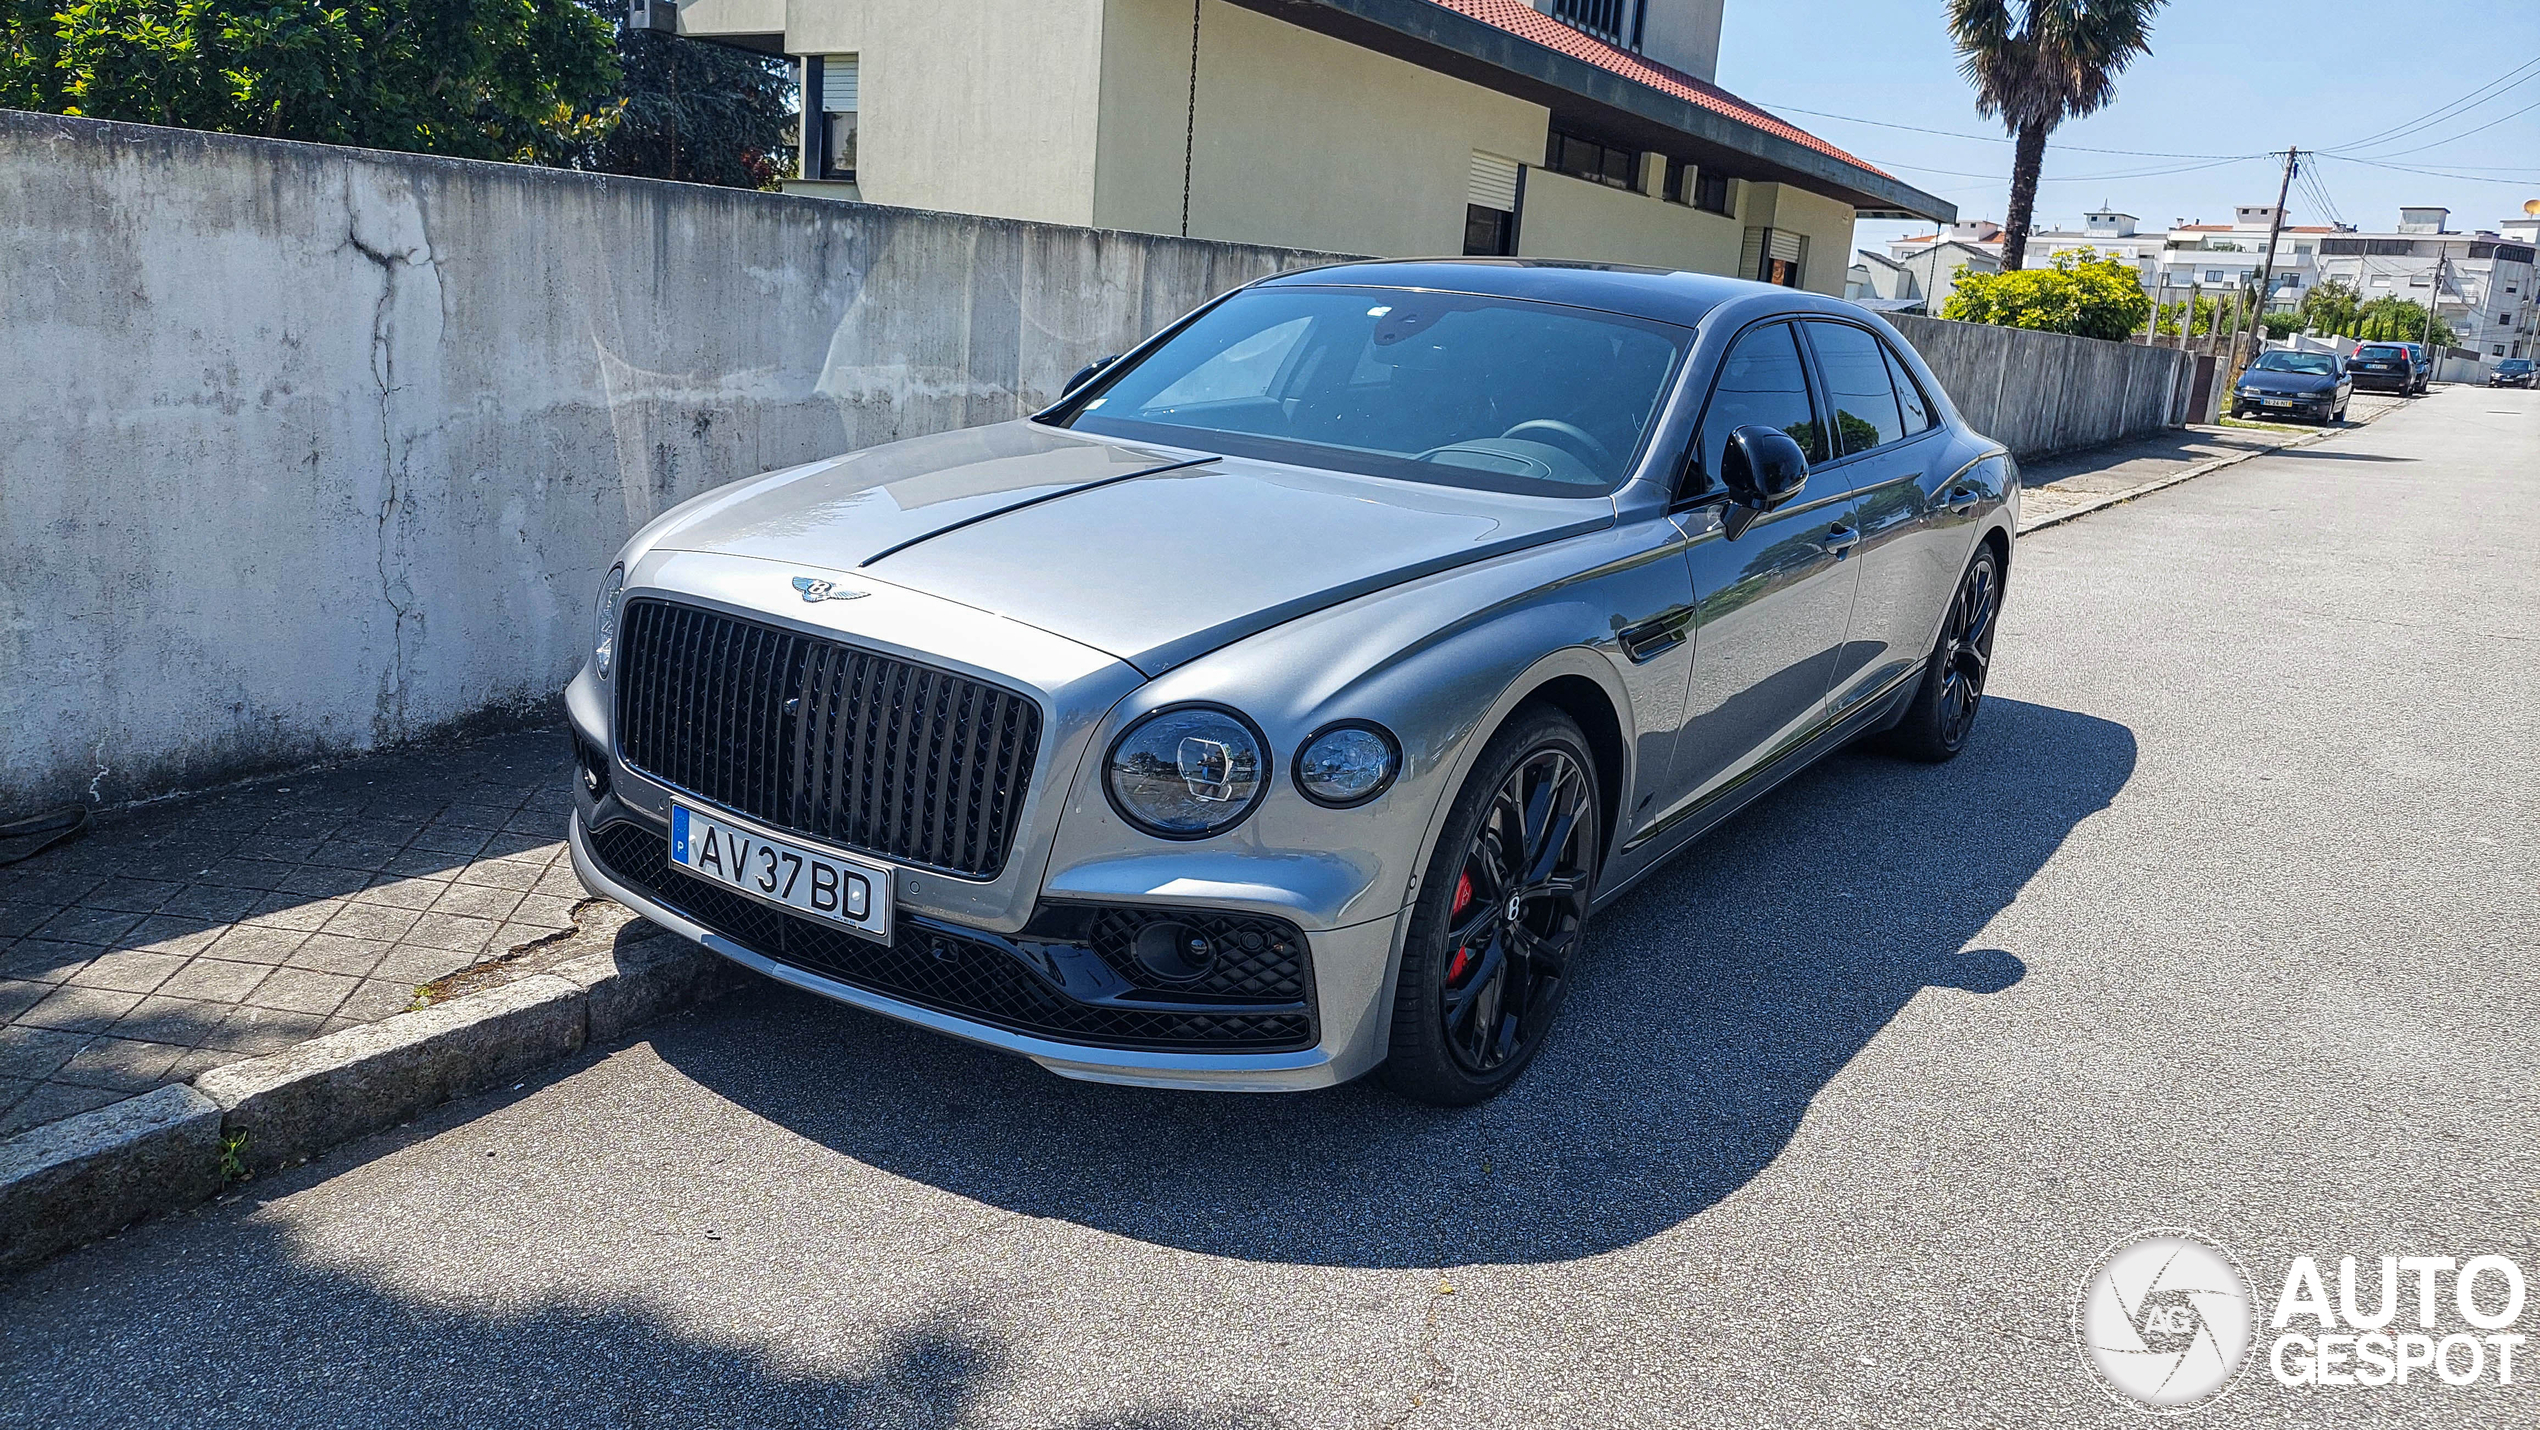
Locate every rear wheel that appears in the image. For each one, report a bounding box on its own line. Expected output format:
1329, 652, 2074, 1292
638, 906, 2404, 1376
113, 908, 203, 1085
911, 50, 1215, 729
1884, 545, 2002, 763
1381, 707, 1598, 1106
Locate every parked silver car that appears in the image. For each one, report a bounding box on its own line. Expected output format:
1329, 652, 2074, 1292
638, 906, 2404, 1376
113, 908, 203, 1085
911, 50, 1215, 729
565, 261, 2018, 1104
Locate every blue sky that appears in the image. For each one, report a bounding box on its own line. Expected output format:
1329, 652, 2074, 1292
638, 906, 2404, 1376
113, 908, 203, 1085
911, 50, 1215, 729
1714, 0, 2540, 249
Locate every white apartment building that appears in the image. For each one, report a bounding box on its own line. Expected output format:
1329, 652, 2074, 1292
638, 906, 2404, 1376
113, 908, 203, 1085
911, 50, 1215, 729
1885, 206, 2331, 313
2311, 208, 2538, 361
639, 0, 1950, 291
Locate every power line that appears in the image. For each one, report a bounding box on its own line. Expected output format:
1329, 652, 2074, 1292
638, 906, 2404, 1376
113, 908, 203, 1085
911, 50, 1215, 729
2328, 55, 2540, 153
2316, 151, 2540, 188
2359, 95, 2540, 160
1748, 100, 2256, 158
1874, 153, 2264, 184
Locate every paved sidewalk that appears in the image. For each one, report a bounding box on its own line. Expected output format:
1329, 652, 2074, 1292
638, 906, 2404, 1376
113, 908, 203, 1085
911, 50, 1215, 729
2016, 390, 2408, 528
0, 733, 585, 1136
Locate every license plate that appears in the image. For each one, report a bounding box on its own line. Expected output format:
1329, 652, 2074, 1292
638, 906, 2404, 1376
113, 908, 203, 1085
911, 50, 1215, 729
2262, 398, 2292, 406
669, 801, 893, 942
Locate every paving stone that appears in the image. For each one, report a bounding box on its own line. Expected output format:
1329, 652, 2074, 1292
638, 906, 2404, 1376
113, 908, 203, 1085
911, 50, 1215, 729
509, 893, 583, 931
110, 994, 236, 1047
406, 826, 493, 857
372, 945, 476, 985
435, 803, 516, 832
61, 950, 189, 996
239, 893, 349, 931
0, 942, 94, 984
151, 884, 264, 922
429, 882, 525, 921
205, 922, 310, 964
245, 967, 357, 1017
273, 865, 370, 898
380, 848, 470, 878
535, 866, 588, 898
306, 841, 408, 873
285, 933, 391, 979
28, 907, 145, 948
110, 916, 226, 957
0, 1081, 126, 1137
453, 858, 545, 891
51, 1036, 187, 1092
77, 877, 183, 914
163, 1046, 243, 1082
349, 875, 448, 911
319, 902, 422, 944
477, 832, 557, 860
153, 957, 276, 1004
196, 1004, 329, 1055
198, 856, 296, 891
0, 980, 51, 1021
401, 911, 501, 956
0, 901, 67, 940
0, 872, 105, 907
335, 978, 418, 1024
17, 985, 146, 1034
0, 1026, 89, 1080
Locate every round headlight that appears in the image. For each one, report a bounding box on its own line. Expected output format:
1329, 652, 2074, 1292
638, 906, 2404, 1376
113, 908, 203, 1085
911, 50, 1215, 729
1294, 722, 1400, 807
1105, 705, 1268, 839
593, 564, 625, 676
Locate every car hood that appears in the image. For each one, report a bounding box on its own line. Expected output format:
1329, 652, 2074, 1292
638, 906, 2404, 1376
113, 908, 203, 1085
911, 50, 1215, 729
2240, 370, 2338, 393
650, 421, 1613, 675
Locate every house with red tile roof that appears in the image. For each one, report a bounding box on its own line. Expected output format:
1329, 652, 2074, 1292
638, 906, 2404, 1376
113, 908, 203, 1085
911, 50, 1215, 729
653, 0, 1950, 293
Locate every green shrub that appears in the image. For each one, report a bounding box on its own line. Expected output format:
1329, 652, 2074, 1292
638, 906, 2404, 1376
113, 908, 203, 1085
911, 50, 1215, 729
1941, 248, 2152, 343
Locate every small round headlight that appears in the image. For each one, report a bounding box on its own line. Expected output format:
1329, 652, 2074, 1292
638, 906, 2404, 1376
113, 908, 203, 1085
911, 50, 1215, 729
1294, 722, 1399, 807
593, 564, 625, 676
1105, 705, 1268, 839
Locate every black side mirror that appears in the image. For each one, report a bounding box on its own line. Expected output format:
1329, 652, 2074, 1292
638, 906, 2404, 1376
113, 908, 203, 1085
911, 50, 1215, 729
1717, 424, 1809, 538
1064, 354, 1121, 396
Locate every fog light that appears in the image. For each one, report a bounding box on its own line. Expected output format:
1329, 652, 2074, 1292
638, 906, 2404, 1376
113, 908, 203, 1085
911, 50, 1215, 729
1133, 921, 1214, 983
573, 737, 611, 802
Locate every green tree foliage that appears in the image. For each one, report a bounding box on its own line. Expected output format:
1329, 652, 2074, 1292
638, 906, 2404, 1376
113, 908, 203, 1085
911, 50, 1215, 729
3, 0, 620, 162
1946, 0, 2167, 270
579, 15, 793, 188
2288, 281, 2453, 346
2296, 278, 2362, 336
1941, 247, 2152, 342
2259, 310, 2304, 339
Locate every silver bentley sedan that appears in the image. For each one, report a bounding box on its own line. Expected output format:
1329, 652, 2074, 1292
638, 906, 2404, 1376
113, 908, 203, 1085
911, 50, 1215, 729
565, 260, 2016, 1105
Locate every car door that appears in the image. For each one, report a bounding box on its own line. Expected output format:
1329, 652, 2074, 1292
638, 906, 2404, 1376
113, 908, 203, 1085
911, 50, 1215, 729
1659, 320, 1866, 819
1794, 318, 1938, 720
1797, 319, 1963, 719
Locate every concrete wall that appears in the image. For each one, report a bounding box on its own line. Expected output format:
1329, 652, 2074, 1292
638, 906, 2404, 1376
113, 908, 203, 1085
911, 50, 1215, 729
0, 112, 1347, 813
1889, 315, 2192, 460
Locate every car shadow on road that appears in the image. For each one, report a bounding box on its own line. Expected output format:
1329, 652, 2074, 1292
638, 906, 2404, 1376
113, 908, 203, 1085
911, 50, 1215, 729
655, 696, 2136, 1268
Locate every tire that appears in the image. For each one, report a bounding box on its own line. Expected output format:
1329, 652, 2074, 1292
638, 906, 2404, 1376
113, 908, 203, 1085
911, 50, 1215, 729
1884, 544, 2003, 764
1381, 706, 1599, 1106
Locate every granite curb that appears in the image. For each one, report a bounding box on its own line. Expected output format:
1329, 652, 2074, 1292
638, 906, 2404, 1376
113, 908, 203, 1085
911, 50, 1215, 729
0, 926, 731, 1273
2016, 400, 2401, 537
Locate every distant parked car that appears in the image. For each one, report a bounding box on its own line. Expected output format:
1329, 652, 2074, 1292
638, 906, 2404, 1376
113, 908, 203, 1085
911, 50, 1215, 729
2489, 358, 2535, 389
2398, 341, 2433, 393
2232, 350, 2351, 424
2347, 343, 2419, 394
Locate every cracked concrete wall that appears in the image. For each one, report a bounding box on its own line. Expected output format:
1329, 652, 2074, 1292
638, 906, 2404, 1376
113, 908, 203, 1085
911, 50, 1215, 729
0, 112, 1350, 813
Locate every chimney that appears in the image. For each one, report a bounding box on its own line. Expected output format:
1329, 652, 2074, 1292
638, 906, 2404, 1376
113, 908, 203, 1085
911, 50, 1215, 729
1629, 0, 1725, 83
2397, 206, 2450, 234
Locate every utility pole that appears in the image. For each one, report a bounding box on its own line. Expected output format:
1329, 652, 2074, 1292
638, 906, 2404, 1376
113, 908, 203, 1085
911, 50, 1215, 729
2244, 147, 2300, 370
2421, 249, 2448, 366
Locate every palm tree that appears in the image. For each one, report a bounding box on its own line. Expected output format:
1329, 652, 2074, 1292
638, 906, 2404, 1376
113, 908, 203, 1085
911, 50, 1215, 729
1948, 0, 2166, 270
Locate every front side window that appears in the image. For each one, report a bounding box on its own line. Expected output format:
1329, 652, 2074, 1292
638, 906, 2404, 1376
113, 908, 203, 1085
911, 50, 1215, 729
1058, 286, 1688, 496
1684, 322, 1825, 501
1804, 322, 1906, 456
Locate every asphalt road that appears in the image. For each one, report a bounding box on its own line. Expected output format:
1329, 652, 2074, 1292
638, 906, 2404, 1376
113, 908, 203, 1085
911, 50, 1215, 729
6, 387, 2535, 1429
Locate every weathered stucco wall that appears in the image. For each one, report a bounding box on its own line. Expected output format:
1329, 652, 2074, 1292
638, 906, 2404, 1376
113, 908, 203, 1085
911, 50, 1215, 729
1889, 314, 2190, 459
0, 112, 1346, 812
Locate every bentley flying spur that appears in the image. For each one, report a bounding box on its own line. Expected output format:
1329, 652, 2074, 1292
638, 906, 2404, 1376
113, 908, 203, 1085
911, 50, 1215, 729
566, 260, 2017, 1104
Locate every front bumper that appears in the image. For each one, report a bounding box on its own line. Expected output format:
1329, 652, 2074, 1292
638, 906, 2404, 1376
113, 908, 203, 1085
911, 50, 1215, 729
568, 813, 1402, 1091
2235, 391, 2334, 416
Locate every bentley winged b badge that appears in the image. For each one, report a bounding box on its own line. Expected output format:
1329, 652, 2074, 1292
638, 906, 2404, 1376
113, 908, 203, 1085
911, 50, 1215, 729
792, 576, 867, 603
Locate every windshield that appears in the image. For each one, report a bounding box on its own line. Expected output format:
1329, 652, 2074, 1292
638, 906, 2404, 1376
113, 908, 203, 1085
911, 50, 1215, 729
2501, 360, 2534, 372
2253, 352, 2338, 375
1054, 285, 1688, 495
2358, 344, 2408, 359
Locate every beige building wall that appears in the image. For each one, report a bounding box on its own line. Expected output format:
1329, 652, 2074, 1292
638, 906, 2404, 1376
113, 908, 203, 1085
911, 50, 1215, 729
1094, 0, 1547, 255
782, 0, 1109, 226
1515, 168, 1744, 274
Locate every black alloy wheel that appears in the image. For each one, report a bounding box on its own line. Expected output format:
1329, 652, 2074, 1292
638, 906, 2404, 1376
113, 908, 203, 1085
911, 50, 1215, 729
1383, 707, 1598, 1105
1886, 545, 2003, 762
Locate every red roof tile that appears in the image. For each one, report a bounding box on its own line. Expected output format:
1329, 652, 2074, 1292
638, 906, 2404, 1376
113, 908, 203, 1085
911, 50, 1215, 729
1427, 0, 1896, 183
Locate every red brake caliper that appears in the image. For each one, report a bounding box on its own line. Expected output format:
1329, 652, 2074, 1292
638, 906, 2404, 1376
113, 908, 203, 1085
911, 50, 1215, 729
1446, 870, 1475, 982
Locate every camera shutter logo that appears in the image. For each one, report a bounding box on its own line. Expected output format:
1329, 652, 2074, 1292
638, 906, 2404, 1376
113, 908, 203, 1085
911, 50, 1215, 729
2075, 1229, 2255, 1413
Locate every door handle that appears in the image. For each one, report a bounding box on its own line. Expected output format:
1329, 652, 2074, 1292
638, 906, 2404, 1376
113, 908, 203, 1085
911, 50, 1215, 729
1822, 523, 1861, 557
1616, 605, 1694, 664
1944, 486, 1981, 514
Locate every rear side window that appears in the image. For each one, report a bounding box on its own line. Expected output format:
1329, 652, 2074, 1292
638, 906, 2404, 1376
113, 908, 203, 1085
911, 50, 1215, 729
1805, 321, 1905, 455
1885, 346, 1934, 434
1687, 322, 1825, 499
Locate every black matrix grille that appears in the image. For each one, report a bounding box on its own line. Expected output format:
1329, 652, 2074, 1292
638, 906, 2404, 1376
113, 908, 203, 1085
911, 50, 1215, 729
588, 822, 1315, 1052
614, 599, 1041, 879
